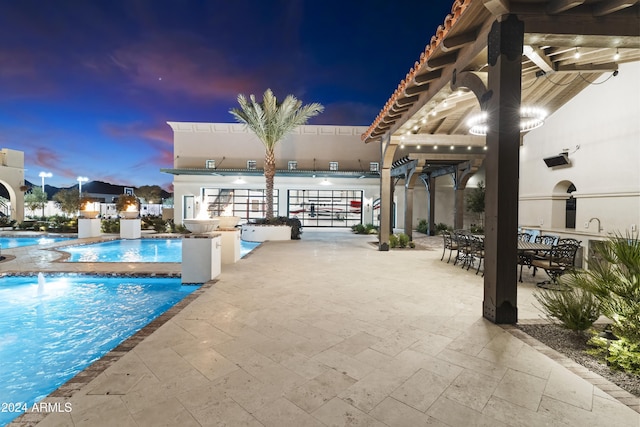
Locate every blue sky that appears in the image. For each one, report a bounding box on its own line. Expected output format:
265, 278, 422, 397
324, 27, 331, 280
0, 0, 454, 190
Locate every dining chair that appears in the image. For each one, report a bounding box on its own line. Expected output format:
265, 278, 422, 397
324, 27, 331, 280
440, 230, 458, 263
530, 242, 580, 289
466, 235, 485, 275
518, 232, 532, 242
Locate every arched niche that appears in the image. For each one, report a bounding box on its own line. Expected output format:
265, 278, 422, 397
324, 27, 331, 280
550, 180, 576, 229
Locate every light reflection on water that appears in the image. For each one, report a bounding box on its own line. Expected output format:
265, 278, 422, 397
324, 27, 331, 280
0, 275, 198, 426
63, 238, 259, 263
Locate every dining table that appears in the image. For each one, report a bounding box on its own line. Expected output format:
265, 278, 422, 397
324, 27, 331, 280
518, 241, 553, 282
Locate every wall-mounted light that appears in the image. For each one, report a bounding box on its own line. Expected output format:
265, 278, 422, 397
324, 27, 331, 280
574, 47, 580, 59
320, 178, 332, 186
613, 48, 620, 61
233, 176, 246, 184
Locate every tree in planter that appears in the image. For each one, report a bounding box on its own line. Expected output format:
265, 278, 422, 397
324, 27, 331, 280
230, 89, 323, 220
53, 189, 81, 217
24, 187, 47, 218
466, 180, 485, 231
115, 194, 140, 214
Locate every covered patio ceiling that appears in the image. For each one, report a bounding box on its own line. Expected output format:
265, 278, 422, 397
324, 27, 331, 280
363, 0, 640, 152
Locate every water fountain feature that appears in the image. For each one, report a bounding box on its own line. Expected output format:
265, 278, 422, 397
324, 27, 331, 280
37, 272, 45, 296
183, 198, 220, 233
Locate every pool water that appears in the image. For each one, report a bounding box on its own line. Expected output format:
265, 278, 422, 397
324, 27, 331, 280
63, 238, 260, 262
0, 275, 198, 426
0, 236, 75, 249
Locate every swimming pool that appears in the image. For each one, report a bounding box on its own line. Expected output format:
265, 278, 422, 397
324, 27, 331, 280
62, 238, 260, 262
0, 274, 199, 426
0, 236, 75, 249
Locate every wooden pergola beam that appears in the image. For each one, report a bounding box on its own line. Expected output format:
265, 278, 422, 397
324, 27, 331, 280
592, 0, 639, 17
546, 0, 586, 14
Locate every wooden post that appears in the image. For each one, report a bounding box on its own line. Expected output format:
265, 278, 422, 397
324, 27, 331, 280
483, 14, 523, 324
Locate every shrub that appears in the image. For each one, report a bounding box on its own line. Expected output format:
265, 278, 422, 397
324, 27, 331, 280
101, 219, 120, 233
435, 222, 450, 232
352, 224, 366, 234
417, 219, 428, 234
534, 285, 601, 332
398, 233, 410, 248
0, 217, 16, 228
572, 232, 640, 343
389, 234, 399, 248
364, 223, 378, 234
152, 218, 168, 233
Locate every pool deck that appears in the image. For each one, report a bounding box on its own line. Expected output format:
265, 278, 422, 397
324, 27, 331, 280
2, 230, 639, 426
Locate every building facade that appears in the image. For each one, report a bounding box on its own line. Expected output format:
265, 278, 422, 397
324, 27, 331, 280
163, 123, 382, 228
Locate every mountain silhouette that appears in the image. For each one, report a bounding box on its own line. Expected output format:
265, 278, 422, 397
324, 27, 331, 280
3, 180, 171, 200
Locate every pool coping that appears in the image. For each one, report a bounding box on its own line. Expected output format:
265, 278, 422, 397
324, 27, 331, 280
7, 276, 214, 426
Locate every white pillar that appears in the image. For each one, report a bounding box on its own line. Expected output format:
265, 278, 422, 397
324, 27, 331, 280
219, 229, 241, 264
78, 218, 101, 238
120, 219, 141, 239
181, 234, 222, 283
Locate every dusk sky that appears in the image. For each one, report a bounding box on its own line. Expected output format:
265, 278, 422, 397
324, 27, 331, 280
1, 0, 454, 191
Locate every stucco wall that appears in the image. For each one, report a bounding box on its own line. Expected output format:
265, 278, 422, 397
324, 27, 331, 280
519, 61, 640, 234
169, 123, 379, 171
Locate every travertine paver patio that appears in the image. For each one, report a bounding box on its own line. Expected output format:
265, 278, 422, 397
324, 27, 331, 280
2, 230, 639, 426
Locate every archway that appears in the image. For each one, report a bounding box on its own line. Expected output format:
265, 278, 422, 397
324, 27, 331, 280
550, 180, 576, 229
0, 149, 26, 223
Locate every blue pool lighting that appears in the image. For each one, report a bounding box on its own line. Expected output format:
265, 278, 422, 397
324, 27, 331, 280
0, 274, 199, 425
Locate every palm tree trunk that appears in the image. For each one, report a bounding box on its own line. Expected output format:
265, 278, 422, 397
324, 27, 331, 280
264, 148, 276, 220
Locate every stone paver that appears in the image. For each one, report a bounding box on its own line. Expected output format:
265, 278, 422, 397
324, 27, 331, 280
3, 230, 639, 426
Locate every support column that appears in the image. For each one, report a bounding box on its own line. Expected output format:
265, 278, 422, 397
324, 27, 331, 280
428, 176, 436, 235
483, 14, 523, 324
379, 136, 398, 251
379, 167, 392, 251
454, 185, 465, 230
404, 178, 414, 241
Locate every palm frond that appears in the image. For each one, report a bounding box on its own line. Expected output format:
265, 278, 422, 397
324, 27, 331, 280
230, 88, 324, 150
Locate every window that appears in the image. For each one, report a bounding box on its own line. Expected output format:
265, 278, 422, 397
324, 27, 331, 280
369, 162, 379, 172
205, 159, 216, 169
288, 161, 298, 171
288, 189, 363, 228
247, 160, 257, 170
329, 161, 338, 171
200, 188, 278, 221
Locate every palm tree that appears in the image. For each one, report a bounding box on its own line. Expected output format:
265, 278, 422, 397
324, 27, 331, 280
230, 89, 323, 220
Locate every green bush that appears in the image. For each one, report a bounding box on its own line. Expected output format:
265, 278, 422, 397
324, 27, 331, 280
398, 233, 410, 248
417, 219, 428, 234
534, 285, 601, 332
101, 219, 120, 233
588, 334, 640, 374
152, 218, 168, 233
364, 223, 378, 234
572, 232, 640, 343
351, 223, 378, 235
352, 224, 366, 234
389, 234, 399, 248
0, 217, 16, 228
435, 222, 450, 232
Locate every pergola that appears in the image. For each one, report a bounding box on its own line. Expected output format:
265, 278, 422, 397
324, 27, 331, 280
362, 0, 640, 323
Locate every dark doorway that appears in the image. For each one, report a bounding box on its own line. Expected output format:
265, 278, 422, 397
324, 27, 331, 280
565, 184, 576, 229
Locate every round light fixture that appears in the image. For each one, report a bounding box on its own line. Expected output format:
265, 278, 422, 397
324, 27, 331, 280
467, 107, 547, 136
